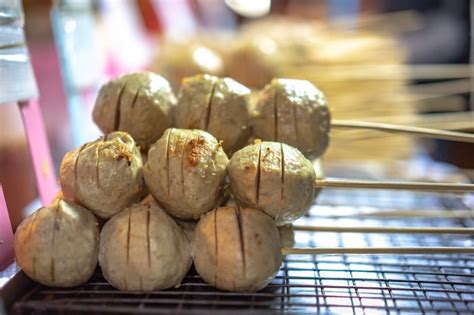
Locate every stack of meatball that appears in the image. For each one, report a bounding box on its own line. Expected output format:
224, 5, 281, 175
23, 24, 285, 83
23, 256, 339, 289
15, 72, 330, 293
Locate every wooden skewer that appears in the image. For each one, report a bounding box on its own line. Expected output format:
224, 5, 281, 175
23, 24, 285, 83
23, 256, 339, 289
408, 79, 472, 95
310, 209, 474, 219
360, 112, 474, 132
331, 10, 421, 33
292, 225, 474, 234
316, 178, 474, 193
281, 247, 474, 255
283, 64, 474, 80
331, 120, 474, 143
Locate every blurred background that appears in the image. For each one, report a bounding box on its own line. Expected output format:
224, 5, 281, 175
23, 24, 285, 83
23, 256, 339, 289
1, 0, 473, 229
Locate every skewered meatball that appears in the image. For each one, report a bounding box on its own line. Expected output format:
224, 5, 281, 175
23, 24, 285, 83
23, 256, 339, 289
143, 128, 228, 220
192, 206, 282, 292
99, 196, 192, 291
60, 131, 144, 219
228, 141, 317, 226
14, 198, 99, 287
252, 78, 331, 159
174, 74, 251, 155
93, 72, 176, 150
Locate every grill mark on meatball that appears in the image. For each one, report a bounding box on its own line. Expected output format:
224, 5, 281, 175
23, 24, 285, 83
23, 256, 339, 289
50, 204, 60, 283
235, 206, 246, 276
27, 210, 40, 279
204, 82, 217, 131
73, 144, 88, 193
131, 88, 140, 109
213, 208, 219, 286
255, 144, 262, 205
165, 129, 173, 196
26, 210, 39, 243
146, 209, 151, 268
273, 89, 278, 141
95, 142, 102, 190
126, 209, 132, 266
293, 102, 299, 148
114, 84, 126, 130
280, 143, 285, 200
180, 132, 191, 197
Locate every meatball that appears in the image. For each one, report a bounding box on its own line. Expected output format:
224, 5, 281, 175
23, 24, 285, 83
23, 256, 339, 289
14, 198, 99, 287
192, 206, 282, 292
228, 141, 317, 226
252, 78, 331, 159
99, 196, 192, 291
93, 72, 176, 150
60, 131, 144, 219
174, 74, 251, 155
143, 128, 228, 220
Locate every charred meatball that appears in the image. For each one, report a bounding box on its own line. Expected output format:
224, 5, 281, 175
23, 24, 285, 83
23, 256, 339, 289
60, 131, 144, 219
252, 78, 330, 159
99, 196, 191, 291
228, 141, 317, 226
14, 198, 99, 287
174, 74, 251, 155
93, 72, 176, 150
143, 128, 228, 220
192, 206, 282, 292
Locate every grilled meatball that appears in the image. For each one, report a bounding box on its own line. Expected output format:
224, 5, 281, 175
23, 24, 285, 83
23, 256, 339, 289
93, 72, 176, 150
252, 78, 330, 159
143, 128, 228, 220
14, 198, 99, 287
228, 141, 317, 226
60, 131, 144, 219
192, 206, 282, 292
174, 74, 251, 155
99, 196, 192, 291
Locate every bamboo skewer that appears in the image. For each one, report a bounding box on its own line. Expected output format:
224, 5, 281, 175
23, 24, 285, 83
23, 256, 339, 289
316, 178, 474, 193
283, 64, 474, 80
359, 112, 474, 132
309, 209, 474, 219
292, 225, 474, 234
331, 120, 474, 143
281, 247, 474, 256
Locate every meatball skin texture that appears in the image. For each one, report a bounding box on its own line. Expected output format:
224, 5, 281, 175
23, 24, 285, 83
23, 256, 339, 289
175, 219, 198, 242
14, 199, 99, 287
60, 131, 144, 219
143, 128, 228, 220
174, 74, 252, 155
228, 141, 316, 226
253, 78, 331, 159
93, 72, 176, 150
99, 196, 192, 291
192, 206, 282, 292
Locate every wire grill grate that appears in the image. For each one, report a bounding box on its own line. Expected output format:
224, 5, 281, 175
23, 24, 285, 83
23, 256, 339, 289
12, 187, 474, 314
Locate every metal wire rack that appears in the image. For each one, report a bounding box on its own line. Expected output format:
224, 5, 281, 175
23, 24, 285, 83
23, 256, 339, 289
10, 174, 474, 314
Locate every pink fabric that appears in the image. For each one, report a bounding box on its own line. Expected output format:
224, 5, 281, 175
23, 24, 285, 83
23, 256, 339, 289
19, 99, 58, 205
0, 185, 14, 270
